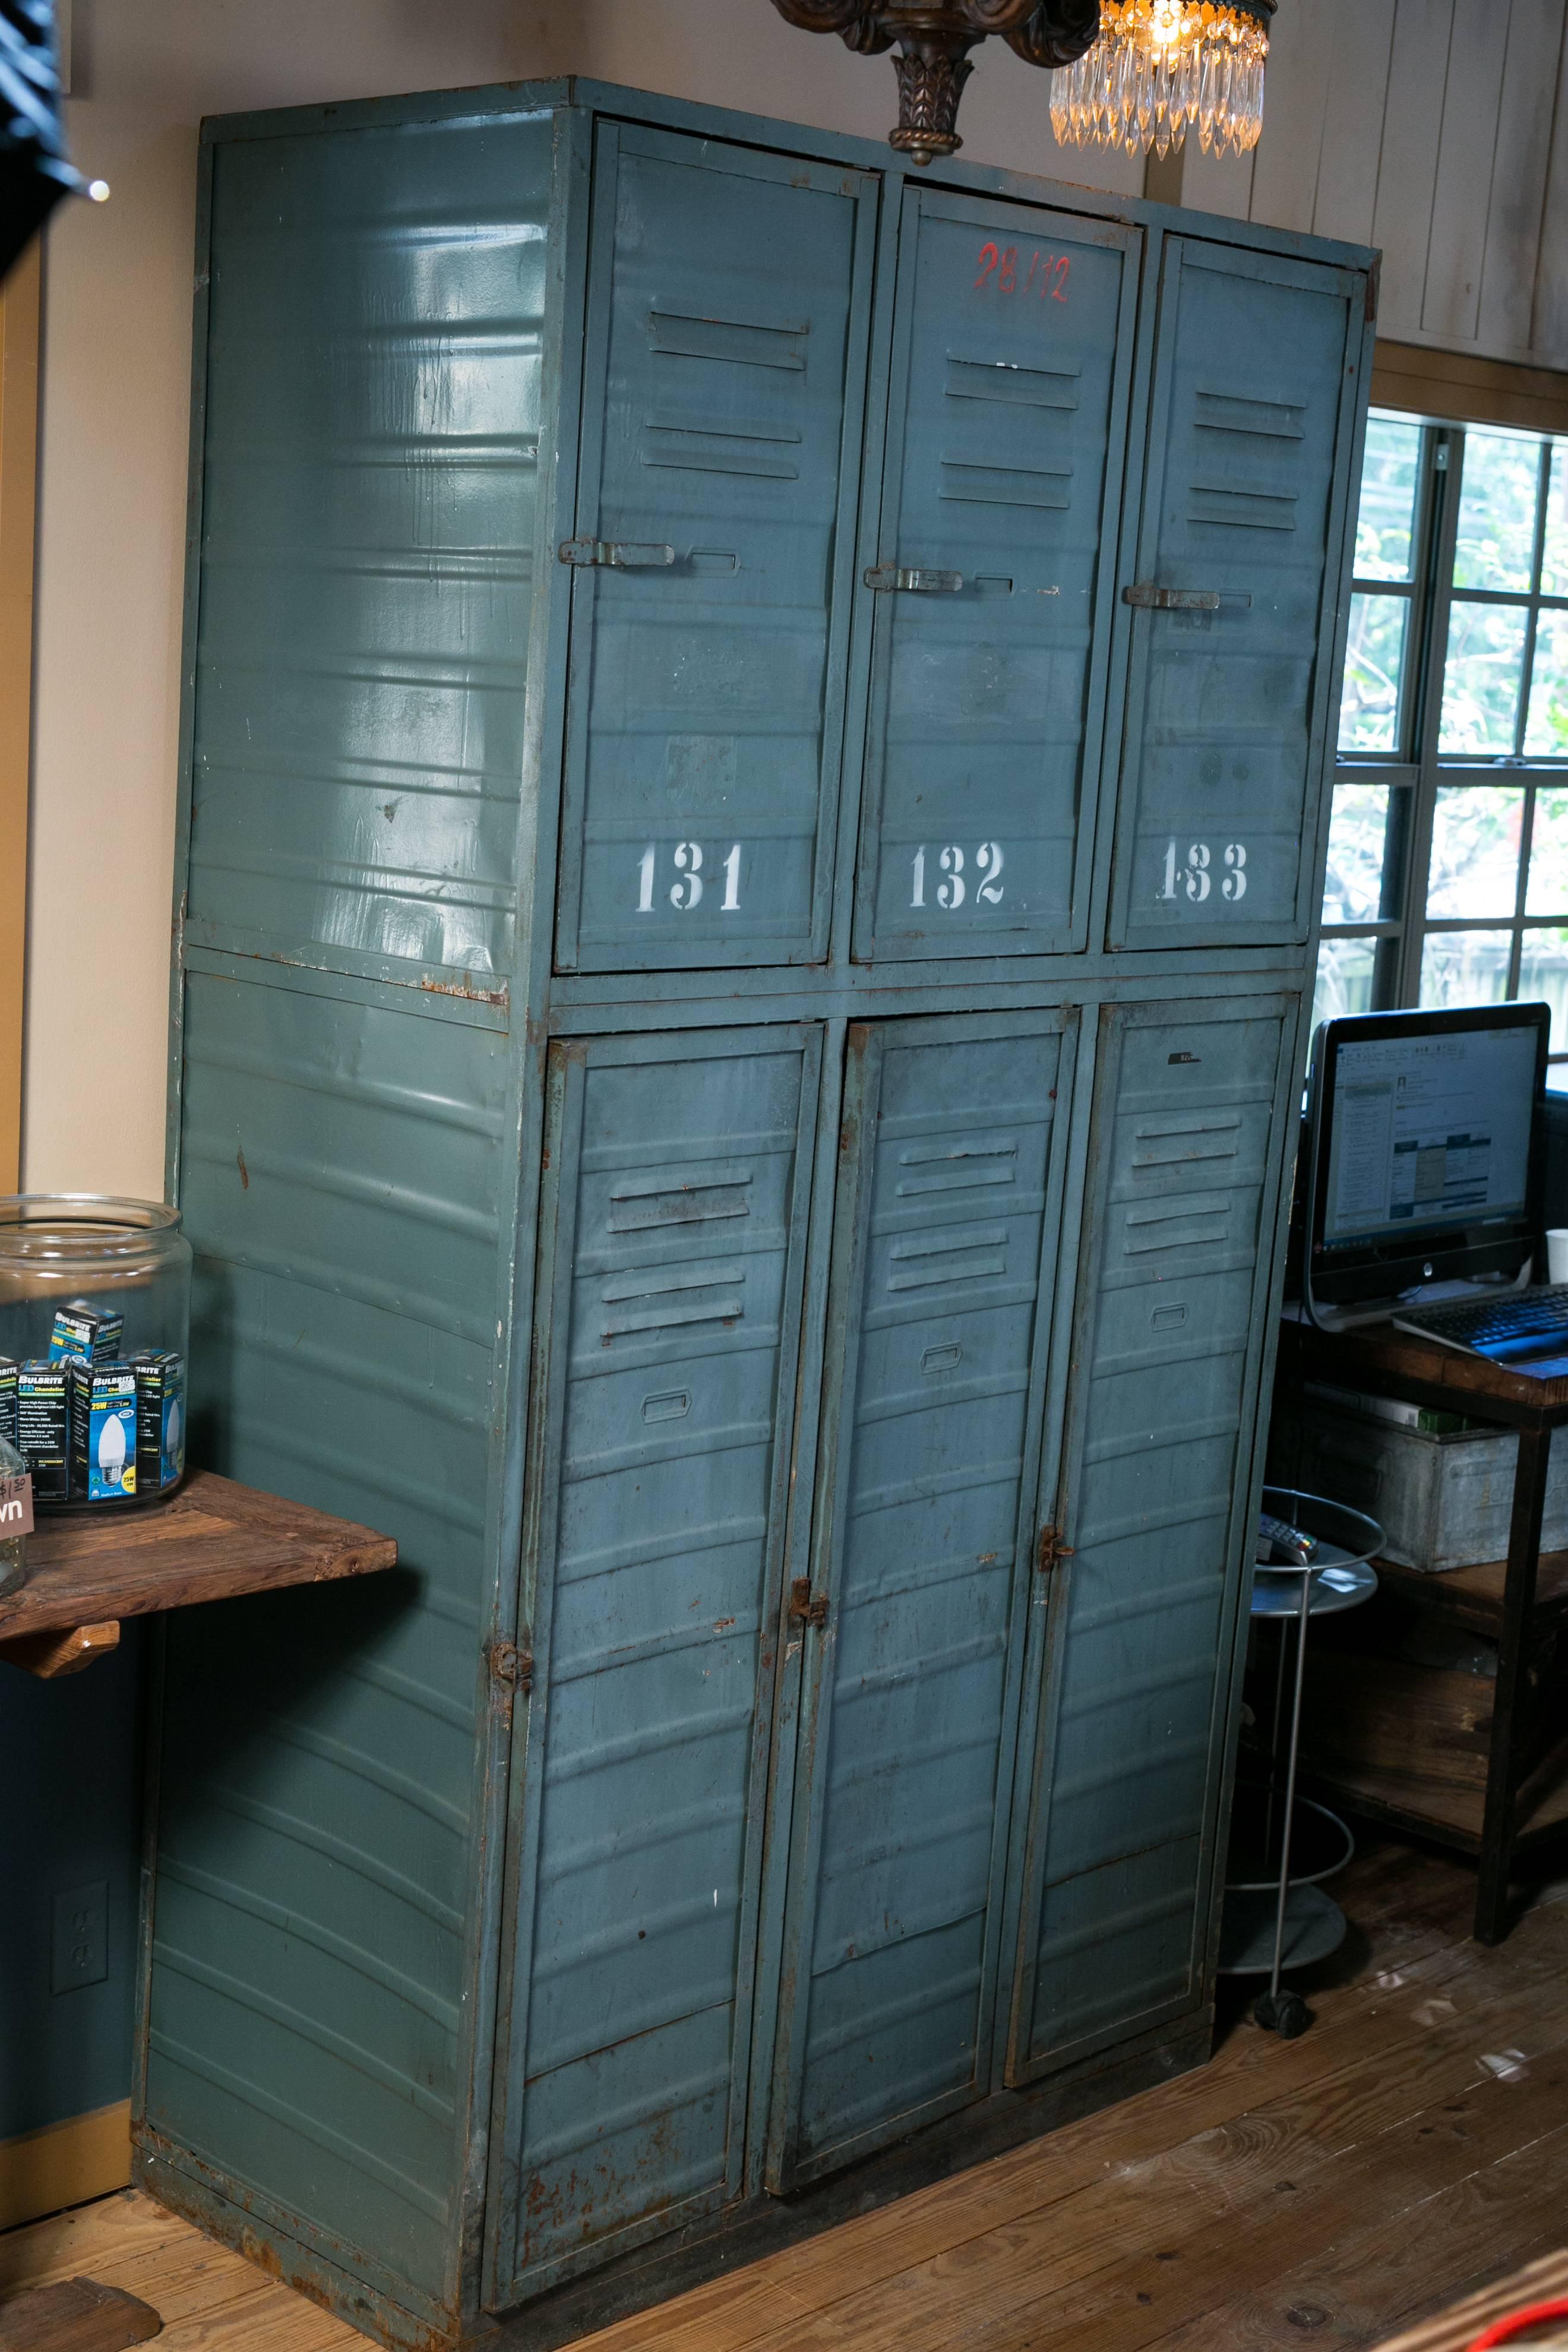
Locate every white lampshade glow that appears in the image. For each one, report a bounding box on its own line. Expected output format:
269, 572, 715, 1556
1050, 0, 1270, 160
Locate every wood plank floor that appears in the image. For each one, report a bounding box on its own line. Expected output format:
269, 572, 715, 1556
2, 1837, 1564, 2352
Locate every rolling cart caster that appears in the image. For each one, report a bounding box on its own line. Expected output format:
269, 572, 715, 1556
1255, 1990, 1310, 2038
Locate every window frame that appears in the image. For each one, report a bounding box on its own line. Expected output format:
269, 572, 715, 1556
1323, 413, 1568, 1079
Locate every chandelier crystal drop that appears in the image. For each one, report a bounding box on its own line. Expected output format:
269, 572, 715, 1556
1051, 0, 1273, 161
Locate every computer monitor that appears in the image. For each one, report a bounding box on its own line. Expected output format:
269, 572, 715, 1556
1304, 1002, 1550, 1322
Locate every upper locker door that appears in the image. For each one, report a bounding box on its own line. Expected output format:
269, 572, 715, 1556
852, 190, 1139, 962
1005, 999, 1298, 2085
554, 126, 878, 972
487, 1029, 820, 2304
767, 1013, 1076, 2190
1108, 240, 1366, 950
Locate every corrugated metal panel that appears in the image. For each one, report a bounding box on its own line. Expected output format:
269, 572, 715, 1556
185, 113, 552, 993
852, 191, 1137, 962
769, 1014, 1071, 2188
491, 1029, 819, 2299
1010, 1002, 1286, 2078
146, 968, 509, 2309
553, 127, 877, 973
1109, 241, 1361, 951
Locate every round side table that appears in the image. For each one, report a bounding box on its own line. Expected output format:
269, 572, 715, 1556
1219, 1485, 1383, 2038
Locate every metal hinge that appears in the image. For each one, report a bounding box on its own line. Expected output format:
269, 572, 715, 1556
1123, 583, 1247, 613
789, 1577, 829, 1630
559, 537, 675, 569
1036, 1526, 1074, 1575
488, 1640, 534, 1696
864, 563, 963, 595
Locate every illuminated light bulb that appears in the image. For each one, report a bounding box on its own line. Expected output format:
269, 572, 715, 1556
1052, 0, 1273, 160
87, 179, 110, 201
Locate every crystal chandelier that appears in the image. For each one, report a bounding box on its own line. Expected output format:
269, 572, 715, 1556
1051, 0, 1274, 160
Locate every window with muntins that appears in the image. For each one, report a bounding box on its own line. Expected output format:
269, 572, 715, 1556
1319, 412, 1568, 1086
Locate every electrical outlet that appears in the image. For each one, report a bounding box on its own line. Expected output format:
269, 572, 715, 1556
52, 1880, 108, 1994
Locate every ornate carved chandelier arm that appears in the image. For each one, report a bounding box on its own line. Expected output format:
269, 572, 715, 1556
1004, 0, 1101, 67
769, 0, 873, 29
767, 0, 1105, 163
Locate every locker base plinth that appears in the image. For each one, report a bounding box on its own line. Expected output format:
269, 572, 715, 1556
137, 2017, 1213, 2352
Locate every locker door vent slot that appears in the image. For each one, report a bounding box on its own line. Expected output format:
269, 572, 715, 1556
647, 307, 807, 371
887, 1225, 1009, 1292
643, 421, 802, 480
1122, 1197, 1232, 1254
1187, 485, 1297, 533
1193, 389, 1304, 441
939, 460, 1071, 511
944, 355, 1081, 410
895, 1137, 1017, 1198
608, 1166, 754, 1231
602, 1262, 747, 1339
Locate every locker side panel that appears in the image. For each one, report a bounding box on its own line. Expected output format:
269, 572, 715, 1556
184, 113, 554, 992
492, 1032, 817, 2297
1109, 242, 1365, 950
146, 972, 508, 2320
555, 129, 877, 972
772, 1016, 1070, 2186
1011, 1001, 1288, 2077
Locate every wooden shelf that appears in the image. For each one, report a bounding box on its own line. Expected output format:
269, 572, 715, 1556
0, 1471, 396, 1677
1371, 1547, 1568, 1631
1310, 1730, 1568, 1854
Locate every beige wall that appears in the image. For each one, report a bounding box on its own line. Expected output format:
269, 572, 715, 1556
28, 0, 1140, 1199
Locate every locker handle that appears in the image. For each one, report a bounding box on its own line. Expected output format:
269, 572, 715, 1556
488, 1639, 533, 1695
789, 1577, 829, 1630
559, 537, 676, 569
1123, 583, 1250, 612
1036, 1526, 1074, 1575
864, 564, 964, 595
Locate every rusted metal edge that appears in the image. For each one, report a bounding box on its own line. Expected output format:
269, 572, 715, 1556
132, 2131, 460, 2352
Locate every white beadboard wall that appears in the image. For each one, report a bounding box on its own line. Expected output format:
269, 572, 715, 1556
1180, 0, 1568, 371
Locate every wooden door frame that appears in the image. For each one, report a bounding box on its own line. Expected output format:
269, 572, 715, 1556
0, 239, 39, 1193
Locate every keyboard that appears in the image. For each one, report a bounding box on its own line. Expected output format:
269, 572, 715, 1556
1392, 1284, 1568, 1364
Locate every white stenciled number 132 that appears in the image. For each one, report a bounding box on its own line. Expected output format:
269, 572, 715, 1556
911, 843, 1005, 909
1159, 840, 1247, 903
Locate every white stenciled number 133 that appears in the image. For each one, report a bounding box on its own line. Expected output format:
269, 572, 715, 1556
1159, 839, 1247, 903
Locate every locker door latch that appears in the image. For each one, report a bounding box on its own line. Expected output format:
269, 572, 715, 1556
1123, 584, 1250, 612
864, 564, 963, 595
789, 1577, 829, 1630
488, 1640, 535, 1696
559, 537, 676, 569
1036, 1526, 1074, 1575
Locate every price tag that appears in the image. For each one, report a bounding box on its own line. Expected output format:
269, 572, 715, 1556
1, 1472, 34, 1537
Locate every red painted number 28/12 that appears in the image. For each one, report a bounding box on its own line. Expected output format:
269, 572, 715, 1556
975, 242, 1070, 301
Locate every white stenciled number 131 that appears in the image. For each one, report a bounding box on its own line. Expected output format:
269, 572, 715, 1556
637, 842, 742, 912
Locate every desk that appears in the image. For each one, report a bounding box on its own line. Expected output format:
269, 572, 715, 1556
0, 1471, 397, 1676
1276, 1319, 1568, 1945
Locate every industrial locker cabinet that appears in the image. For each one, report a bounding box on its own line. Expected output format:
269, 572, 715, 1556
141, 75, 1373, 2352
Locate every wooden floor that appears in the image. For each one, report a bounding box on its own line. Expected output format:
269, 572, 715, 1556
4, 1836, 1566, 2352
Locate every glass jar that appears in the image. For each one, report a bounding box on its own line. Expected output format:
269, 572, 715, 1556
0, 1196, 192, 1512
0, 1430, 26, 1595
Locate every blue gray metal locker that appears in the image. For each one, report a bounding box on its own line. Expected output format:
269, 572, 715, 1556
139, 76, 1374, 2352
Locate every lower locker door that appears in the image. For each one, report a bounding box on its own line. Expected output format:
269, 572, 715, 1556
488, 1028, 820, 2302
1006, 998, 1296, 2083
768, 1011, 1076, 2189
